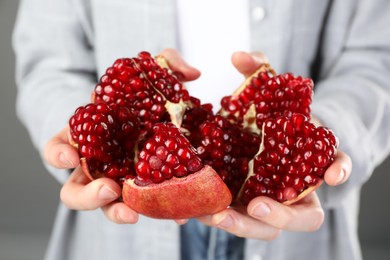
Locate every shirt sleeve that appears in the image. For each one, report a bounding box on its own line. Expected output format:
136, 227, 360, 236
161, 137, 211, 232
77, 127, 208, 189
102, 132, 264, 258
312, 0, 390, 208
13, 0, 96, 183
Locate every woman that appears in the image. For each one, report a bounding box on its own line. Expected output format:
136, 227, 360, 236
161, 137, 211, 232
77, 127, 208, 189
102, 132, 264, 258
13, 0, 390, 259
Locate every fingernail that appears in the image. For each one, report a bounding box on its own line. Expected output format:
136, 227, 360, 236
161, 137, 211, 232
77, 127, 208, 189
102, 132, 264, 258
59, 153, 74, 168
251, 202, 271, 218
98, 186, 118, 201
118, 210, 135, 223
336, 168, 346, 185
217, 214, 234, 229
175, 219, 189, 225
251, 52, 268, 64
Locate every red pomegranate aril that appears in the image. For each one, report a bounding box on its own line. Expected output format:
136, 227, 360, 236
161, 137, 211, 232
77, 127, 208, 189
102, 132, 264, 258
105, 165, 122, 179
160, 165, 173, 178
149, 155, 163, 170
173, 165, 188, 177
210, 149, 224, 160
299, 162, 311, 176
314, 153, 329, 168
305, 175, 319, 186
145, 139, 157, 153
177, 148, 192, 161
187, 157, 202, 172
156, 146, 169, 160
165, 137, 178, 152
151, 170, 164, 183
283, 187, 298, 201
267, 151, 279, 165
166, 154, 179, 167
136, 161, 151, 179
293, 178, 305, 193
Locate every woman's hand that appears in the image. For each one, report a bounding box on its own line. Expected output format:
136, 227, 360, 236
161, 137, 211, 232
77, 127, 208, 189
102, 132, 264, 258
44, 127, 139, 224
196, 51, 352, 240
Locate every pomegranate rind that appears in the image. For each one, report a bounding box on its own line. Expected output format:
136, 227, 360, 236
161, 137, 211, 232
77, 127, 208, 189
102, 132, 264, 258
80, 158, 105, 180
122, 165, 232, 219
232, 180, 323, 213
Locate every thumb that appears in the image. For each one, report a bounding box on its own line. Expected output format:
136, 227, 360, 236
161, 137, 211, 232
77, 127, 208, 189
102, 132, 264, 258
159, 48, 201, 81
231, 51, 269, 78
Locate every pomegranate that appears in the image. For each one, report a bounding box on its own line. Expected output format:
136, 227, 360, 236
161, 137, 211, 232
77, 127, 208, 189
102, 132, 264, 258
68, 51, 338, 219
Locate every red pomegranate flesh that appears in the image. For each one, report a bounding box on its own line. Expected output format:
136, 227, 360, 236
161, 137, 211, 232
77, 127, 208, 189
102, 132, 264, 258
68, 51, 338, 219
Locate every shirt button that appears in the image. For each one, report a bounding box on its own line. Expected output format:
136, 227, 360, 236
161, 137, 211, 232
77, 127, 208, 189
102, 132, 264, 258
252, 6, 266, 22
251, 255, 263, 260
251, 254, 263, 260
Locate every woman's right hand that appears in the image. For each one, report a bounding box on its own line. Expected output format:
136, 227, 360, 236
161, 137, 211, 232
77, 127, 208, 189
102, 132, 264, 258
44, 126, 139, 224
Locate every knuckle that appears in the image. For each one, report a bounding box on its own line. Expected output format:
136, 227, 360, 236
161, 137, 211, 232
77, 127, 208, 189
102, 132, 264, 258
274, 215, 291, 230
265, 229, 282, 241
309, 209, 325, 231
59, 186, 72, 208
103, 207, 121, 224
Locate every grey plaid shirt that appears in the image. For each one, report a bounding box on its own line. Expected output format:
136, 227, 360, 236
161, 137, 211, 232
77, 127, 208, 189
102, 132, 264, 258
13, 0, 390, 259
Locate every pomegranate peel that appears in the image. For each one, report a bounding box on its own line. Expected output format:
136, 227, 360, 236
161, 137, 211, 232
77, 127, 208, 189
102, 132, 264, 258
122, 165, 232, 219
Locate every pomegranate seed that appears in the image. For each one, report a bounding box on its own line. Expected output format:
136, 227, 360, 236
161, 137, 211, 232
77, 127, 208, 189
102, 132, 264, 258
174, 165, 188, 177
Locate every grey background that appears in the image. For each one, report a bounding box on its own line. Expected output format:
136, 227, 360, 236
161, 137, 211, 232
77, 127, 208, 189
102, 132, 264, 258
1, 1, 389, 259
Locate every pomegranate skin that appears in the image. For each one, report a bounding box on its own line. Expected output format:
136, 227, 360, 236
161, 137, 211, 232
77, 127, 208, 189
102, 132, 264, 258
122, 165, 232, 219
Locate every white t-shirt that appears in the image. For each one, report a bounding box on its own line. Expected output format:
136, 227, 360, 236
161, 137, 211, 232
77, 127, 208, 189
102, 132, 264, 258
176, 0, 250, 110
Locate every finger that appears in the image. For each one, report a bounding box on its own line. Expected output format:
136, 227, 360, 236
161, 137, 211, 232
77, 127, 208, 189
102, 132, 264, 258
174, 219, 189, 225
198, 208, 281, 240
231, 51, 269, 78
44, 126, 79, 169
60, 167, 121, 210
247, 193, 324, 232
102, 201, 139, 224
159, 48, 201, 81
324, 150, 352, 186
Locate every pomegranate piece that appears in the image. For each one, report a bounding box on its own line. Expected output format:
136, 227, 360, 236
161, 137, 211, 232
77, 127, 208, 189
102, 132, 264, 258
220, 65, 274, 125
216, 63, 333, 206
69, 103, 140, 183
93, 52, 194, 130
135, 122, 203, 185
238, 114, 338, 205
69, 52, 233, 219
220, 66, 313, 131
123, 122, 232, 219
123, 165, 232, 219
